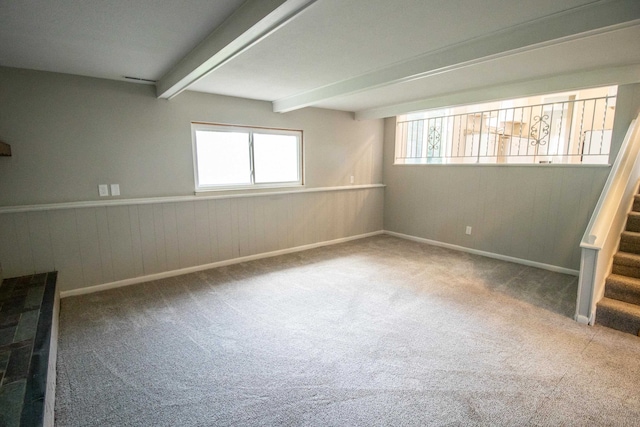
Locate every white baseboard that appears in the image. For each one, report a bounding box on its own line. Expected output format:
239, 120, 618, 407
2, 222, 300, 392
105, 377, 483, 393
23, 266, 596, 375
61, 229, 577, 298
60, 231, 384, 298
384, 230, 579, 276
574, 314, 593, 325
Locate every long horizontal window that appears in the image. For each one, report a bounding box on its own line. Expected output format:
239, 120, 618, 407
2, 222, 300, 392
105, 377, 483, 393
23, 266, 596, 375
192, 123, 303, 191
395, 86, 617, 165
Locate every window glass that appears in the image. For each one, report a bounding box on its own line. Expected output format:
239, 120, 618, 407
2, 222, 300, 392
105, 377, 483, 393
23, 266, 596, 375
254, 133, 299, 183
192, 124, 303, 191
195, 130, 251, 186
395, 85, 617, 165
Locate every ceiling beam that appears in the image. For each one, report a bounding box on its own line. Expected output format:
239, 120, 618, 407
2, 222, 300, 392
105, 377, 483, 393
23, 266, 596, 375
273, 0, 640, 113
354, 64, 640, 120
157, 0, 317, 100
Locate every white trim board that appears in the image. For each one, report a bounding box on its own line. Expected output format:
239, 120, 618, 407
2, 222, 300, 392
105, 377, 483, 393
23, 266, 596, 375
575, 314, 593, 325
60, 228, 579, 298
0, 184, 385, 215
357, 63, 640, 120
60, 230, 384, 298
384, 230, 579, 276
157, 0, 318, 99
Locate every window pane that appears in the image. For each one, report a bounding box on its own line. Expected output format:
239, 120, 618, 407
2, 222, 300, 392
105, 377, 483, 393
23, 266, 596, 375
394, 85, 617, 165
195, 130, 251, 186
253, 133, 299, 183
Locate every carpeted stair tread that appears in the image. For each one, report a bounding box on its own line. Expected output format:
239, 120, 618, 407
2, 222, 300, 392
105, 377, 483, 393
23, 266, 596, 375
619, 231, 640, 255
596, 297, 640, 336
626, 212, 640, 232
604, 274, 640, 305
612, 251, 640, 279
613, 251, 640, 266
600, 189, 640, 335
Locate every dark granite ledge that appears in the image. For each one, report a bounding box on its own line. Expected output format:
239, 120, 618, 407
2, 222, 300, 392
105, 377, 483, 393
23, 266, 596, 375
0, 272, 57, 427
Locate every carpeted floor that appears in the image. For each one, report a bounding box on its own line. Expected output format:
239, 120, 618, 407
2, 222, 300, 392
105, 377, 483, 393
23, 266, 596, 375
55, 235, 640, 426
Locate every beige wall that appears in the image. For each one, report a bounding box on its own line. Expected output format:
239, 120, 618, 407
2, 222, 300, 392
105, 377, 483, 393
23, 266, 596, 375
0, 188, 384, 291
383, 83, 640, 270
0, 67, 385, 290
0, 67, 383, 206
609, 84, 640, 161
2, 65, 638, 286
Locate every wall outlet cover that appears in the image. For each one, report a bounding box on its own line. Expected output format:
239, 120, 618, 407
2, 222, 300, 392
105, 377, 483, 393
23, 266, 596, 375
98, 184, 109, 197
110, 184, 120, 196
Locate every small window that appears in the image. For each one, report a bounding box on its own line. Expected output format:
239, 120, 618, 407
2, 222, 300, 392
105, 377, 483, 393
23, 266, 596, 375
395, 85, 617, 165
192, 123, 303, 191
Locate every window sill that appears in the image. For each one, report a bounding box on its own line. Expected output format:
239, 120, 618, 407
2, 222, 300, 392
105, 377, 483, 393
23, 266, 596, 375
195, 183, 304, 196
392, 162, 611, 168
0, 185, 385, 214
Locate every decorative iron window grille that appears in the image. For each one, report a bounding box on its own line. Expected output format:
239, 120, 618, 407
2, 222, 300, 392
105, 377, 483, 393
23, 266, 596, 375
395, 94, 616, 165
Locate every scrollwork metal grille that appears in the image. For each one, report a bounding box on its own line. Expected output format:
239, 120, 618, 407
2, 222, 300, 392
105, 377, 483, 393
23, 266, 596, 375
427, 126, 441, 151
529, 114, 550, 146
395, 94, 614, 165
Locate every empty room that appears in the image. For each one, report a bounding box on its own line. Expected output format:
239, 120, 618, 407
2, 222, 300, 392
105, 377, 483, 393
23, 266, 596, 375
2, 0, 640, 426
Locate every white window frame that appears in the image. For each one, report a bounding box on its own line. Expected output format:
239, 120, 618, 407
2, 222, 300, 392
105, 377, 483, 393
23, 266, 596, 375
394, 86, 617, 166
191, 122, 304, 192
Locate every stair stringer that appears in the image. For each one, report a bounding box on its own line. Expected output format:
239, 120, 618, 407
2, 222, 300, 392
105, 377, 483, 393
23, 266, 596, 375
577, 115, 640, 325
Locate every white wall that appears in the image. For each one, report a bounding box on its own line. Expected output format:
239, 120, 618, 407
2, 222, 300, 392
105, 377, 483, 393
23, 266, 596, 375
0, 67, 383, 206
383, 84, 640, 271
0, 67, 385, 291
3, 65, 637, 289
0, 189, 383, 291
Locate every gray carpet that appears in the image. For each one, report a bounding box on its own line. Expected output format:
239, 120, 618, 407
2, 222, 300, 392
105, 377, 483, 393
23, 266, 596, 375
55, 235, 640, 426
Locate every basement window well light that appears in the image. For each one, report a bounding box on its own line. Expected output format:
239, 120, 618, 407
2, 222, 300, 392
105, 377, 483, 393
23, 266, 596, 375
192, 123, 303, 191
395, 85, 618, 166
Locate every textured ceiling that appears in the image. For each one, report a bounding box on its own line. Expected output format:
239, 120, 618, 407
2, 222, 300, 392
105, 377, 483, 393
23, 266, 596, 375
0, 0, 246, 81
190, 0, 599, 100
1, 0, 638, 118
313, 25, 640, 113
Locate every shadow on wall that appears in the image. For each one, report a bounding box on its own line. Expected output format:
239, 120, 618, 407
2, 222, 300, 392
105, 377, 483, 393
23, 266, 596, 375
338, 133, 380, 186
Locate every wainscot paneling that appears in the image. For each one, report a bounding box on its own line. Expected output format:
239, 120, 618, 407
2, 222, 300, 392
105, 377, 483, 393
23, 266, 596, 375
383, 164, 608, 271
0, 186, 384, 292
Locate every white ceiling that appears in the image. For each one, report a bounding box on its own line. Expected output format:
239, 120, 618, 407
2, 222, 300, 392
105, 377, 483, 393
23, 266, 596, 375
316, 25, 640, 113
1, 0, 639, 119
0, 0, 246, 81
190, 0, 602, 99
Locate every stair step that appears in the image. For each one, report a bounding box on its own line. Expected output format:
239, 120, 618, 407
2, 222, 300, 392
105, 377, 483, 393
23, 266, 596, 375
612, 252, 640, 279
619, 231, 640, 255
596, 297, 640, 336
633, 194, 640, 212
626, 212, 640, 232
604, 274, 640, 305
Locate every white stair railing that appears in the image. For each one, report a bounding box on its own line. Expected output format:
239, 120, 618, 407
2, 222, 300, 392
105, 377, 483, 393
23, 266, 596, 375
576, 114, 640, 324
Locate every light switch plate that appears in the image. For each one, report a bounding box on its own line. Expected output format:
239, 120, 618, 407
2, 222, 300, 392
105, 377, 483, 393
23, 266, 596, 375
98, 184, 109, 197
110, 184, 120, 196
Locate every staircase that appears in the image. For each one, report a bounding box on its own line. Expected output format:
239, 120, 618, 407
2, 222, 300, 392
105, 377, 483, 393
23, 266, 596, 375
596, 193, 640, 336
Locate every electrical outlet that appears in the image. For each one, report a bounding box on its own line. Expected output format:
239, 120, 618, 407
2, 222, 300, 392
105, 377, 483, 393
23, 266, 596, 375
98, 184, 109, 197
110, 184, 120, 196
350, 175, 355, 184
465, 226, 472, 235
